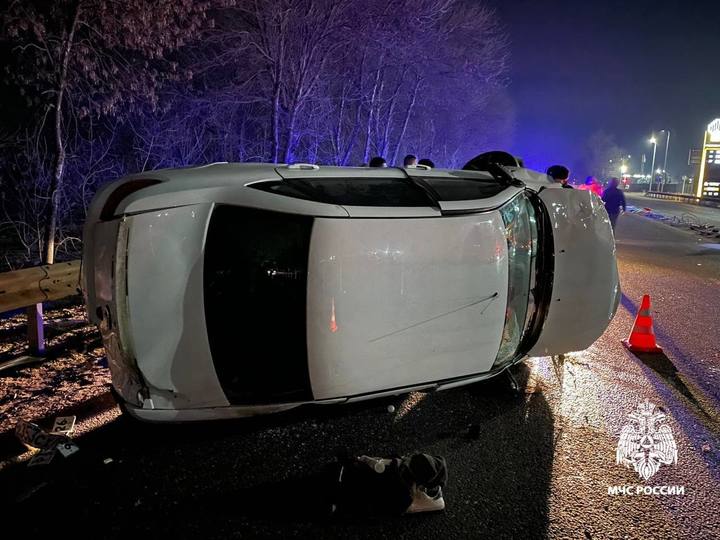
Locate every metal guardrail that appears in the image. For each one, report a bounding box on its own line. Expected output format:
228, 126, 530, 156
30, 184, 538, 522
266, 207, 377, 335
0, 260, 82, 356
0, 260, 81, 312
644, 191, 720, 209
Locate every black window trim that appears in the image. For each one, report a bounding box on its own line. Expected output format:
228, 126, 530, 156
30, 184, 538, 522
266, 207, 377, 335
248, 168, 525, 209
251, 174, 439, 208
511, 189, 554, 361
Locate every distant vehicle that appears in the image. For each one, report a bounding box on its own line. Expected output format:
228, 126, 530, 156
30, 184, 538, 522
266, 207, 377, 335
82, 158, 620, 422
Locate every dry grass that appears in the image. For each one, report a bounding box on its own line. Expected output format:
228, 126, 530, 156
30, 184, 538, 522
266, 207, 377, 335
0, 303, 111, 436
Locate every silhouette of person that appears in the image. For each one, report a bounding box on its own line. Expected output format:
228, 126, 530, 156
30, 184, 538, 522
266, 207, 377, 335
546, 165, 572, 188
602, 177, 627, 231
418, 158, 435, 168
403, 154, 417, 167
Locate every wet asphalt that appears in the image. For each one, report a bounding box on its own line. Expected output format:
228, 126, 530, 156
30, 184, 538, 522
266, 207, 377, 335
3, 210, 720, 539
625, 192, 720, 228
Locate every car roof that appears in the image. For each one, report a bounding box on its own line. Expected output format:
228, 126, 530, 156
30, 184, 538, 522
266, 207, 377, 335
122, 162, 498, 188
104, 162, 557, 218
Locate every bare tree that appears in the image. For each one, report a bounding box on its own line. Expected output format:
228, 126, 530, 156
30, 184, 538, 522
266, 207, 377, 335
3, 0, 218, 263
1, 0, 512, 269
229, 0, 354, 163
317, 0, 510, 166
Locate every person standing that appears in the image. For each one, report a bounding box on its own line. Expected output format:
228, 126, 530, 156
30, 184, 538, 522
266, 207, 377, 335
579, 176, 602, 196
601, 177, 626, 231
546, 165, 572, 188
369, 156, 387, 167
403, 154, 417, 167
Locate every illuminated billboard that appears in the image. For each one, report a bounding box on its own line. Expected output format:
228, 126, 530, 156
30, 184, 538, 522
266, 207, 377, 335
697, 119, 720, 198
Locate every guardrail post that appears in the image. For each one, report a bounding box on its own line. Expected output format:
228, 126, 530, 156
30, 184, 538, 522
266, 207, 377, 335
26, 302, 45, 356
0, 260, 81, 359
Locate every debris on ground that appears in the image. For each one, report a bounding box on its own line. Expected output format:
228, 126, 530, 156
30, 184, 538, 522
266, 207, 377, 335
627, 205, 720, 241
0, 304, 110, 436
333, 452, 448, 515
28, 448, 56, 467
0, 355, 45, 373
51, 415, 76, 435
57, 440, 80, 458
15, 418, 80, 466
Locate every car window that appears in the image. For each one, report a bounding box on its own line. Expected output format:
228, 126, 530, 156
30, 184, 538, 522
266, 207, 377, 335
494, 193, 538, 366
250, 178, 435, 207
249, 181, 316, 202
204, 205, 314, 404
421, 177, 506, 201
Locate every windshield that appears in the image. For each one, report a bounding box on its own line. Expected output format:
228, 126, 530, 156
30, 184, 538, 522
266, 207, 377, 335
494, 192, 539, 367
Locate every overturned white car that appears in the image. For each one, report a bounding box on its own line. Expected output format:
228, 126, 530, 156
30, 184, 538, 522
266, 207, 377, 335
82, 155, 620, 421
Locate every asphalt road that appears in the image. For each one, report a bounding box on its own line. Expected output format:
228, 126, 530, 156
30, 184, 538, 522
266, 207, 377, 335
3, 209, 720, 539
625, 192, 720, 228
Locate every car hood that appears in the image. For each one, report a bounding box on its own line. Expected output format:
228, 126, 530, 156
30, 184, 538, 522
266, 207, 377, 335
528, 188, 620, 356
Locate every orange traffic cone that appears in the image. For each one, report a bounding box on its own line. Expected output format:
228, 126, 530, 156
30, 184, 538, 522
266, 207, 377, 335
622, 294, 663, 353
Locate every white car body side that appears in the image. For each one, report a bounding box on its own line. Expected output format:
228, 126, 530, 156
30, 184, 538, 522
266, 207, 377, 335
81, 163, 619, 421
307, 213, 508, 399
125, 204, 228, 409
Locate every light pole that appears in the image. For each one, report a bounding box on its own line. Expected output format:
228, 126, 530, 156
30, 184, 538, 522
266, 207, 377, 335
649, 136, 657, 191
660, 129, 671, 192
641, 153, 646, 178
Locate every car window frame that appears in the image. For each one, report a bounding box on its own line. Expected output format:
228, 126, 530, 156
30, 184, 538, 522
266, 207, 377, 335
248, 174, 514, 209
492, 190, 553, 368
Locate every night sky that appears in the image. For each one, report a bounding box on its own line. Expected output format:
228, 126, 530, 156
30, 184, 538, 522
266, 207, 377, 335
491, 0, 720, 179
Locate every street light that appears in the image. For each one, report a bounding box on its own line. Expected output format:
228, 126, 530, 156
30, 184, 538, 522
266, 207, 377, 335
660, 129, 671, 192
648, 136, 658, 191
620, 154, 631, 177
681, 175, 691, 195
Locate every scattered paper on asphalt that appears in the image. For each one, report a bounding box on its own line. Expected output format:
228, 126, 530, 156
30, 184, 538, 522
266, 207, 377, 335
51, 416, 76, 435
28, 449, 56, 467
15, 418, 80, 466
57, 441, 80, 458
15, 420, 67, 449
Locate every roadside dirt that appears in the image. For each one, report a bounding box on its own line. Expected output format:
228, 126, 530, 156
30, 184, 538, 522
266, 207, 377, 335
0, 302, 111, 437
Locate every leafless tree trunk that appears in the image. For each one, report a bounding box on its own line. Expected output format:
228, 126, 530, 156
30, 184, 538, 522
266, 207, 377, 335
44, 4, 81, 264
391, 77, 421, 166
362, 64, 384, 164
378, 74, 405, 161
340, 85, 364, 165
